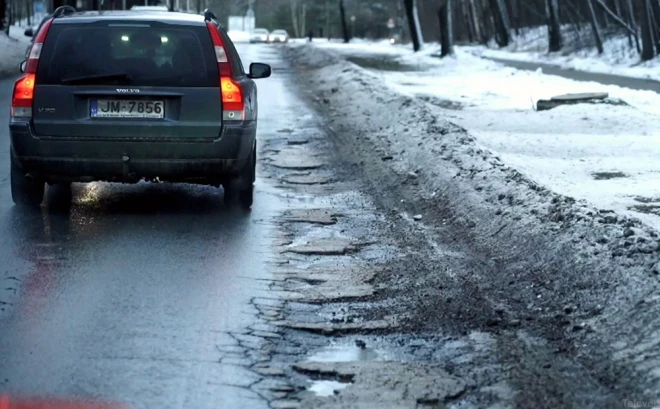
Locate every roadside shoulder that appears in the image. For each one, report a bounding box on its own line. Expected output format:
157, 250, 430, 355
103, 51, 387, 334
281, 41, 660, 396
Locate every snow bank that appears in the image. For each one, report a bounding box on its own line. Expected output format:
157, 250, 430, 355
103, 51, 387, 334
0, 25, 32, 79
283, 41, 660, 333
308, 40, 660, 232
282, 41, 660, 396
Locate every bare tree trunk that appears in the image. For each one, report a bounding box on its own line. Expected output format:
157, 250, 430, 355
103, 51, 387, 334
0, 0, 6, 32
404, 0, 423, 51
301, 3, 306, 39
626, 0, 641, 51
546, 0, 562, 52
489, 0, 511, 47
639, 0, 655, 59
290, 0, 300, 38
509, 0, 520, 35
469, 0, 482, 42
462, 0, 475, 42
339, 0, 349, 43
649, 0, 660, 51
587, 0, 604, 53
326, 0, 330, 40
594, 0, 637, 35
438, 0, 453, 56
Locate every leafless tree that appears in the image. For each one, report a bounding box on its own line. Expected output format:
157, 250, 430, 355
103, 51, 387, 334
546, 0, 562, 51
339, 0, 349, 43
0, 0, 7, 33
438, 0, 453, 56
639, 0, 655, 60
587, 0, 604, 53
404, 0, 423, 51
489, 0, 511, 46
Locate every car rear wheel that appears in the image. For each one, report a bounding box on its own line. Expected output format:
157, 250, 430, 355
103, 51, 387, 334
223, 144, 256, 210
11, 154, 45, 208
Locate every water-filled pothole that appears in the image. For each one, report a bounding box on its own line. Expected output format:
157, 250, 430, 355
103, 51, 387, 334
307, 344, 383, 362
309, 380, 351, 397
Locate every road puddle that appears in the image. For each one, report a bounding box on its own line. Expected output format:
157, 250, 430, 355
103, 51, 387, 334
307, 344, 382, 362
308, 380, 350, 397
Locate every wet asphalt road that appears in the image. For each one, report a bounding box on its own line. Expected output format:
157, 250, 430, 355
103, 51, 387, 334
0, 44, 290, 409
484, 56, 660, 93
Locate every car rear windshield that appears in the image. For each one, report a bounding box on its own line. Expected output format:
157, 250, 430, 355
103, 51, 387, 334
37, 22, 219, 87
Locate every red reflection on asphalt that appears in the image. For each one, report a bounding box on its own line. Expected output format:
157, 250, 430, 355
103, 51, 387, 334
17, 246, 58, 321
0, 395, 129, 409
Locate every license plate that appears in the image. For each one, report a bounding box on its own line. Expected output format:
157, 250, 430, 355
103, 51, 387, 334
91, 100, 165, 119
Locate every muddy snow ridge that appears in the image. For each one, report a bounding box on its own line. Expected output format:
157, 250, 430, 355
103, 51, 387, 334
282, 43, 660, 387
284, 43, 660, 270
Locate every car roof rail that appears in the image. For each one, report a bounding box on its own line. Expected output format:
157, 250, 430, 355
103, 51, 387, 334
52, 5, 76, 18
203, 9, 216, 22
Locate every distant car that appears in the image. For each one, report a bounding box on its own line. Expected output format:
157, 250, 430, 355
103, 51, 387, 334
389, 33, 402, 45
10, 7, 272, 209
268, 30, 289, 43
227, 30, 250, 43
250, 28, 269, 43
130, 5, 169, 11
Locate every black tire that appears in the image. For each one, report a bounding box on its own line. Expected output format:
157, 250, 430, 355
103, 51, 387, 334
237, 185, 254, 209
224, 144, 256, 210
10, 154, 44, 208
47, 182, 73, 212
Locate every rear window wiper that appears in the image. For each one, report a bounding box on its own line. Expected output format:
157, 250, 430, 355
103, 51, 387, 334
60, 73, 132, 85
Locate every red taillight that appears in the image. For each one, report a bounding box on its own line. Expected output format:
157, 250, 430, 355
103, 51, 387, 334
13, 74, 36, 107
11, 18, 53, 119
206, 22, 245, 120
221, 77, 243, 111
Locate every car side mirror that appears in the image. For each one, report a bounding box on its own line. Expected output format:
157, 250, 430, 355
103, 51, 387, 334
19, 60, 27, 73
248, 63, 271, 79
24, 28, 34, 37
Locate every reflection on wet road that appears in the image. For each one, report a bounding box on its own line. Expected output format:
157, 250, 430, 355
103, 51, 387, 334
0, 44, 290, 409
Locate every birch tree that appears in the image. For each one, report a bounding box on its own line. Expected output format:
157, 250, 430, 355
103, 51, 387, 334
404, 0, 424, 51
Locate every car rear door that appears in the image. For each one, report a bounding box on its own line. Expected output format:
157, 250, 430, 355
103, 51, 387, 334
32, 18, 223, 140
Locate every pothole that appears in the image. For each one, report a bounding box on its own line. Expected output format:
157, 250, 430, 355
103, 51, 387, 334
284, 237, 360, 256
270, 156, 325, 170
308, 380, 351, 397
281, 174, 333, 185
282, 209, 340, 225
307, 345, 383, 363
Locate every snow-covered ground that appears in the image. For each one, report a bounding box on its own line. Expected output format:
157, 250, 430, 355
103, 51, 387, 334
307, 39, 660, 231
0, 22, 38, 79
465, 25, 660, 82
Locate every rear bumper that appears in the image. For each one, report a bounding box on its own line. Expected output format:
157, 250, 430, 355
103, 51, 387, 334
9, 121, 256, 184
